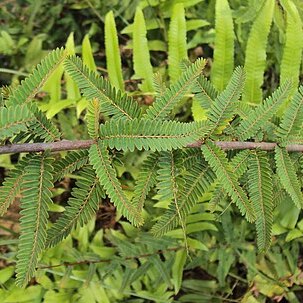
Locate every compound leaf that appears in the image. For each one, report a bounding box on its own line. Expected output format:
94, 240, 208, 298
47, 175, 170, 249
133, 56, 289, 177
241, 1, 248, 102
248, 151, 274, 252
16, 154, 54, 287
89, 140, 143, 226
202, 141, 255, 222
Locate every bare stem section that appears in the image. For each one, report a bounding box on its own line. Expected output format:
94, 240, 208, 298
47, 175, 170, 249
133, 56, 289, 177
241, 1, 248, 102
0, 140, 302, 155
0, 140, 95, 155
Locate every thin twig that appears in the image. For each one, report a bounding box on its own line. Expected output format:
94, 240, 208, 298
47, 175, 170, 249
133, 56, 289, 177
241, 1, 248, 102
0, 140, 95, 155
0, 139, 302, 155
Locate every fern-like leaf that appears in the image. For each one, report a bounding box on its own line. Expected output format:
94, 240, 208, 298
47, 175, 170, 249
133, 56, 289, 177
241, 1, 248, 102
16, 154, 54, 287
209, 149, 250, 211
242, 0, 275, 104
64, 56, 141, 120
0, 155, 32, 216
208, 66, 245, 135
0, 105, 33, 140
183, 147, 204, 170
46, 166, 104, 248
211, 0, 234, 91
133, 7, 154, 92
193, 75, 218, 110
86, 98, 101, 139
235, 80, 292, 141
153, 72, 167, 97
192, 75, 218, 122
152, 161, 216, 236
99, 118, 210, 152
105, 11, 124, 91
144, 58, 206, 120
277, 86, 303, 141
248, 151, 273, 252
168, 3, 187, 83
27, 106, 61, 142
132, 152, 159, 211
6, 48, 67, 107
201, 141, 255, 222
53, 150, 89, 181
275, 146, 303, 208
155, 150, 187, 238
89, 140, 143, 226
156, 150, 184, 201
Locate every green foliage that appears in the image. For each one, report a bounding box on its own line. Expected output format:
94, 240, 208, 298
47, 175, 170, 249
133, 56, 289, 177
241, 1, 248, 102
89, 140, 143, 226
16, 154, 54, 287
277, 86, 303, 142
27, 107, 61, 142
235, 80, 292, 141
209, 149, 250, 211
279, 0, 303, 99
194, 75, 218, 110
105, 11, 124, 91
168, 3, 188, 83
144, 58, 206, 120
64, 33, 81, 101
133, 8, 154, 92
1, 47, 303, 290
156, 150, 184, 201
82, 35, 97, 72
152, 156, 216, 236
6, 48, 67, 107
46, 166, 104, 248
156, 150, 187, 240
172, 249, 187, 294
131, 152, 159, 211
202, 141, 255, 223
1, 48, 64, 143
53, 150, 89, 181
0, 105, 33, 141
242, 0, 275, 104
1, 2, 303, 301
211, 0, 234, 91
0, 156, 30, 216
86, 98, 101, 139
275, 147, 303, 209
98, 118, 208, 152
191, 74, 218, 121
64, 56, 141, 120
207, 66, 245, 135
248, 150, 274, 253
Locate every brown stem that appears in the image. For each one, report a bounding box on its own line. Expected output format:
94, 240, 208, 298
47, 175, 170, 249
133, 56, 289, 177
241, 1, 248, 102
0, 139, 302, 155
0, 140, 95, 155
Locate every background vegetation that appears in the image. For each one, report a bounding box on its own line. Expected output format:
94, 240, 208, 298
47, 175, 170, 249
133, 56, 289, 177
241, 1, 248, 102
0, 0, 303, 302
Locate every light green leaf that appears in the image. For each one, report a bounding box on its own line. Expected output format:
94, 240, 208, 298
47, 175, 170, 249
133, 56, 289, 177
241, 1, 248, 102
64, 32, 81, 101
82, 35, 97, 72
168, 3, 187, 83
105, 11, 124, 91
242, 0, 275, 104
211, 0, 234, 91
275, 147, 303, 208
279, 0, 303, 102
172, 249, 187, 294
248, 151, 274, 252
133, 8, 154, 92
